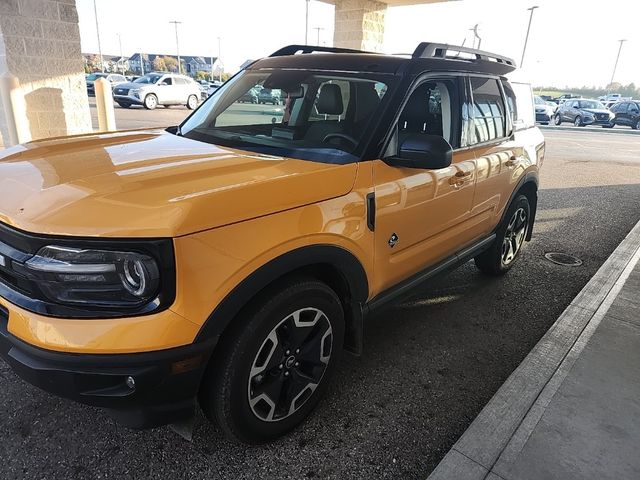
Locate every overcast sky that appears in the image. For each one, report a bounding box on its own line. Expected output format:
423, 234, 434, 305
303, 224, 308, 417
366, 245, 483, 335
77, 0, 639, 88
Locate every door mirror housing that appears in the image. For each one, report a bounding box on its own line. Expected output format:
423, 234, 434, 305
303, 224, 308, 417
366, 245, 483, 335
388, 134, 453, 169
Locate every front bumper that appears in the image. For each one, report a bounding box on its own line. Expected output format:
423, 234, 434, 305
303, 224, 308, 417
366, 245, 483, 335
0, 304, 216, 429
113, 94, 144, 105
535, 112, 551, 122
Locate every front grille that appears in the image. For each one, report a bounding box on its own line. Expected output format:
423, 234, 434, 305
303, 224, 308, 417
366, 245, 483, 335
114, 88, 129, 95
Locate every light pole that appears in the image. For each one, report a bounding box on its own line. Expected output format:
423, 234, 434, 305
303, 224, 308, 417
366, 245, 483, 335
313, 27, 324, 46
169, 20, 182, 74
305, 0, 310, 45
140, 51, 145, 75
472, 23, 481, 49
520, 5, 538, 68
117, 33, 124, 74
217, 37, 222, 82
609, 39, 627, 89
92, 0, 104, 72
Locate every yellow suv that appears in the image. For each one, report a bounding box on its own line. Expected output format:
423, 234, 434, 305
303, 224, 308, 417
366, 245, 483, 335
0, 43, 544, 443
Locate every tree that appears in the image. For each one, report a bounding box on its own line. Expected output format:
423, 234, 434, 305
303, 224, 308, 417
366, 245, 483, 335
195, 70, 209, 81
153, 56, 167, 72
163, 56, 178, 73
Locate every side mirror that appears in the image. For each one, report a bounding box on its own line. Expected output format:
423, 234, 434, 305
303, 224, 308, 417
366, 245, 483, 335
388, 134, 453, 169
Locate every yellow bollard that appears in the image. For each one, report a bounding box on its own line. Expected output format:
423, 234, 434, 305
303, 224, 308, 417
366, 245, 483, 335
94, 77, 117, 132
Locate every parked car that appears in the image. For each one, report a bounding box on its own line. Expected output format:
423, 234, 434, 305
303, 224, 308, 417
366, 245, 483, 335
553, 99, 613, 127
237, 86, 260, 103
205, 81, 223, 98
112, 72, 202, 110
609, 101, 640, 130
0, 42, 543, 444
534, 95, 555, 125
86, 72, 128, 95
258, 88, 282, 104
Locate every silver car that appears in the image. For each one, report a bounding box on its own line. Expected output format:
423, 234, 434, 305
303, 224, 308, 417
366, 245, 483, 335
86, 73, 128, 96
112, 72, 201, 110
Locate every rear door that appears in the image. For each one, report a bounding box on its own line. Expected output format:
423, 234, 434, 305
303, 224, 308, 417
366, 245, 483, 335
614, 102, 629, 126
627, 103, 640, 127
467, 76, 522, 235
372, 75, 478, 292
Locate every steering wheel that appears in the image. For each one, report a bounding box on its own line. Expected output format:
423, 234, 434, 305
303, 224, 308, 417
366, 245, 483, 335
322, 133, 358, 148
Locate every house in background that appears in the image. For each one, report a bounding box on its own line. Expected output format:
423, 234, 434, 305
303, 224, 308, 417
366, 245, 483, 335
128, 53, 218, 77
82, 53, 130, 73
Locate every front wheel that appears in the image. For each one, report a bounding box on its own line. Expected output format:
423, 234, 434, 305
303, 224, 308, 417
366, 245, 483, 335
574, 116, 583, 127
475, 194, 531, 276
199, 278, 344, 444
187, 94, 198, 110
143, 93, 158, 110
554, 114, 562, 126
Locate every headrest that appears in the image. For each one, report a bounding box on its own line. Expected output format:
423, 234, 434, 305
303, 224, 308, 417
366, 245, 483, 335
316, 84, 344, 115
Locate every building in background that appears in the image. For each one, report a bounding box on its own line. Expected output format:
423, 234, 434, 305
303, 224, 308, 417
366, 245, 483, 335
128, 53, 218, 76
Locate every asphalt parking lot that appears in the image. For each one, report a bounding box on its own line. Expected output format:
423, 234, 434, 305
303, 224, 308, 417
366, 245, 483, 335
1, 115, 639, 478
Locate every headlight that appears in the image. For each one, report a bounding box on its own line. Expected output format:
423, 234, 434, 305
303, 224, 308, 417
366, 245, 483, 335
130, 88, 140, 97
24, 246, 160, 308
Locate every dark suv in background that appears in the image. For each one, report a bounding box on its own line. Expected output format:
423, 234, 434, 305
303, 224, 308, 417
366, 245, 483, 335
610, 101, 640, 130
554, 99, 613, 127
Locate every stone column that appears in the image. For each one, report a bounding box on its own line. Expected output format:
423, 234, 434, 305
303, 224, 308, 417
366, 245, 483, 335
333, 0, 387, 52
0, 0, 91, 147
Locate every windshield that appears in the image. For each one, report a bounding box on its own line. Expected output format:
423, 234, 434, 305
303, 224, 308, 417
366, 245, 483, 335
134, 74, 162, 84
86, 73, 107, 81
180, 70, 393, 164
534, 96, 545, 105
578, 100, 605, 109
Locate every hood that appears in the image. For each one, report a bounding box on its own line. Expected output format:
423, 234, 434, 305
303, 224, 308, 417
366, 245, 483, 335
0, 130, 358, 238
113, 82, 141, 90
581, 108, 610, 115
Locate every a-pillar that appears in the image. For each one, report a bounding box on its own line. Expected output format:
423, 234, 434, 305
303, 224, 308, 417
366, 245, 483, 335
333, 0, 387, 52
0, 0, 91, 147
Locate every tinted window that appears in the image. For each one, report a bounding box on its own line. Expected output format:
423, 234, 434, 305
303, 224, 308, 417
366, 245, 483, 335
501, 80, 517, 127
470, 77, 506, 143
629, 103, 639, 113
398, 78, 460, 148
613, 103, 628, 113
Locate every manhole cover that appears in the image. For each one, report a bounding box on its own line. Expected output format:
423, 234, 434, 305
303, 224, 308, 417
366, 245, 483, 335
544, 252, 583, 266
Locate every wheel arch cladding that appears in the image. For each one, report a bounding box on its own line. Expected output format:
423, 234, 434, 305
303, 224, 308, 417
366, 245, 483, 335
195, 245, 369, 354
515, 174, 538, 241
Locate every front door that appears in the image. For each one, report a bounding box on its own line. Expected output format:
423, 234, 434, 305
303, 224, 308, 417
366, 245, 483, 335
372, 77, 477, 294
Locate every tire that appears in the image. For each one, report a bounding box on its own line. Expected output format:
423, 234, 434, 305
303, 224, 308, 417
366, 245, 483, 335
574, 116, 582, 127
252, 98, 258, 104
143, 93, 158, 110
117, 102, 131, 109
554, 114, 562, 126
199, 277, 344, 444
187, 94, 198, 110
475, 194, 531, 276
635, 120, 640, 130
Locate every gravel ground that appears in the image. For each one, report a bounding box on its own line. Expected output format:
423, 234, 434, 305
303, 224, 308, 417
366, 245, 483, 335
1, 129, 639, 480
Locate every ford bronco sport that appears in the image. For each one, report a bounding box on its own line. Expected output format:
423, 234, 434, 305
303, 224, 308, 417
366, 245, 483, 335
0, 43, 544, 444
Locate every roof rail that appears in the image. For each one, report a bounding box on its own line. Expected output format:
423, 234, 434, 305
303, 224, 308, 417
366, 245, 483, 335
412, 42, 517, 70
270, 44, 374, 57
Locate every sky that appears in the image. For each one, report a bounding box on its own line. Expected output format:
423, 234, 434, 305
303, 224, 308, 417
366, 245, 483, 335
77, 0, 640, 88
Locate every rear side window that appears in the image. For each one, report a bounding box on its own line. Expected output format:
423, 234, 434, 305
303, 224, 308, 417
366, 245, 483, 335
469, 77, 506, 143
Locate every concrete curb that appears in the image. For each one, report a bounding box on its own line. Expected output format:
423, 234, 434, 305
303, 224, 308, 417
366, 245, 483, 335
428, 218, 640, 480
540, 125, 640, 135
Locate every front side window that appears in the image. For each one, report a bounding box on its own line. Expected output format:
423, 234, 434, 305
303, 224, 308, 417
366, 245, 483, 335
134, 74, 162, 84
181, 70, 393, 164
397, 78, 459, 148
469, 77, 506, 144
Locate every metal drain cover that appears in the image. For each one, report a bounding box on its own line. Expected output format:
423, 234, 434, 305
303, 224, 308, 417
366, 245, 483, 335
544, 252, 583, 266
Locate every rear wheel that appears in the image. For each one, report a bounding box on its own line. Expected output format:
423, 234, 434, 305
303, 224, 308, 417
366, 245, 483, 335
635, 119, 640, 130
475, 194, 530, 276
187, 94, 198, 110
199, 278, 344, 444
143, 93, 158, 110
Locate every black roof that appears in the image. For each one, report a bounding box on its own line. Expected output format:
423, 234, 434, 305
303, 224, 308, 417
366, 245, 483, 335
249, 43, 516, 77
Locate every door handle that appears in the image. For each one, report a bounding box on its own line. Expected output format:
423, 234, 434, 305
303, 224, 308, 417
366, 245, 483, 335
449, 171, 472, 186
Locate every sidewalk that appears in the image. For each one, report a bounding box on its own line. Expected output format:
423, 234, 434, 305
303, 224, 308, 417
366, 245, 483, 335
429, 219, 640, 480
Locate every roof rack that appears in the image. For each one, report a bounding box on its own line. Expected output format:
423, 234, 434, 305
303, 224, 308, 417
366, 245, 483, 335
270, 44, 374, 57
412, 42, 516, 69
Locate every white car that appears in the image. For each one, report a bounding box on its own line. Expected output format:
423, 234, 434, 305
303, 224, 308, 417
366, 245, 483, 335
112, 72, 202, 110
86, 73, 128, 95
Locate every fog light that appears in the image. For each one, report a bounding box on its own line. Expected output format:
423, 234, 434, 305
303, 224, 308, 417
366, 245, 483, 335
126, 376, 136, 389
